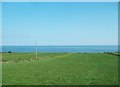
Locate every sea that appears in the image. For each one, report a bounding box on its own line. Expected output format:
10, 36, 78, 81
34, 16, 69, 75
1, 45, 118, 53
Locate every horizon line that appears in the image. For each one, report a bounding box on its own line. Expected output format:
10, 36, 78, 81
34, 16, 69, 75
1, 45, 118, 46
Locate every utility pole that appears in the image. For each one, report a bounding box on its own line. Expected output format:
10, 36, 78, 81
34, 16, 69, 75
35, 41, 37, 59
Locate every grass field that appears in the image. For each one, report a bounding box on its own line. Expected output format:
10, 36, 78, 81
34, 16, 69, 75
2, 52, 118, 85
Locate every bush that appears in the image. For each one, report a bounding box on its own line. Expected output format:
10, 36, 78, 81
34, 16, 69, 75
8, 51, 12, 53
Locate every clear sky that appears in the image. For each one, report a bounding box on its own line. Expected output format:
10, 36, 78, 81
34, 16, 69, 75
2, 0, 120, 2
0, 2, 2, 46
2, 2, 118, 46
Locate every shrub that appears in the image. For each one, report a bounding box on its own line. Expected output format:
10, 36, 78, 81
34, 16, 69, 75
8, 51, 12, 53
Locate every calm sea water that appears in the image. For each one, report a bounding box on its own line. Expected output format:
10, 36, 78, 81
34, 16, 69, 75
1, 46, 118, 53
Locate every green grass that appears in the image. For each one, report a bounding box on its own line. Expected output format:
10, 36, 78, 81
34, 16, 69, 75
2, 53, 118, 85
0, 53, 2, 86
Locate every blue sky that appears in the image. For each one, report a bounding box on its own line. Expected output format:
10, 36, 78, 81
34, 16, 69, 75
2, 0, 120, 2
0, 2, 2, 46
2, 2, 118, 46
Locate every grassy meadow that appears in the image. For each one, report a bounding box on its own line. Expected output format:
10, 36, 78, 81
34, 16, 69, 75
2, 52, 118, 85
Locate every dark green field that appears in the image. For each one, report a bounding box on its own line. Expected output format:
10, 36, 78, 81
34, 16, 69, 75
2, 53, 118, 85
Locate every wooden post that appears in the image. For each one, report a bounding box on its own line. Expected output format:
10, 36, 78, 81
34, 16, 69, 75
35, 41, 37, 59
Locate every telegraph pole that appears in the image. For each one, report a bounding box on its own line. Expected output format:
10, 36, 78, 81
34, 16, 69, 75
35, 41, 37, 59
